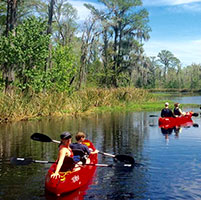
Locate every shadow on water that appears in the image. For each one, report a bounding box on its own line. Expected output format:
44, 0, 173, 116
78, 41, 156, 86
160, 122, 199, 140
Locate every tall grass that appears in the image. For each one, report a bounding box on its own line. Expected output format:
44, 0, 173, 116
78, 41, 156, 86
0, 87, 157, 122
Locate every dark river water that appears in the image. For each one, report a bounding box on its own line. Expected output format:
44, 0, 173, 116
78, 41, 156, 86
0, 95, 201, 200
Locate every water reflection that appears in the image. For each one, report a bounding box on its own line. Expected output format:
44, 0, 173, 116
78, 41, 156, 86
45, 178, 95, 200
160, 122, 199, 141
0, 109, 201, 199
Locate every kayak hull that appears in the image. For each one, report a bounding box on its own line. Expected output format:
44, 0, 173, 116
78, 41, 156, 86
159, 112, 193, 129
45, 140, 98, 196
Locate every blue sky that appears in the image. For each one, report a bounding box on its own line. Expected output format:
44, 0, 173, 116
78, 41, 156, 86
69, 0, 201, 66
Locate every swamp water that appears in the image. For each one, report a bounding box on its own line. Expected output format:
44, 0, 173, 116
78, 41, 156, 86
0, 96, 201, 200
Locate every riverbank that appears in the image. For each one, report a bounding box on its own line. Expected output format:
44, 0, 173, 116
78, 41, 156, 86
148, 88, 201, 93
0, 88, 199, 123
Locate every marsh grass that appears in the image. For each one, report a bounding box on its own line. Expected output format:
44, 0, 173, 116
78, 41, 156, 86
0, 88, 198, 123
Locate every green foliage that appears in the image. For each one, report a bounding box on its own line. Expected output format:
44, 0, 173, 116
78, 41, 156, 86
0, 16, 50, 92
51, 44, 77, 93
85, 0, 151, 87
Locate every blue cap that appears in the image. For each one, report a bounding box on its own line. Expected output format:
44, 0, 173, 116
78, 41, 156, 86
60, 131, 71, 140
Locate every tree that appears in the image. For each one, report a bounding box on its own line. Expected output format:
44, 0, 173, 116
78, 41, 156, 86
85, 0, 151, 87
157, 50, 180, 82
54, 0, 78, 46
51, 44, 77, 93
2, 0, 19, 94
0, 17, 50, 93
78, 17, 100, 89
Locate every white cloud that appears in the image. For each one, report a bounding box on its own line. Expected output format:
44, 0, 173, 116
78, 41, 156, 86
143, 0, 201, 6
143, 39, 201, 66
173, 0, 201, 5
68, 0, 92, 21
69, 0, 104, 21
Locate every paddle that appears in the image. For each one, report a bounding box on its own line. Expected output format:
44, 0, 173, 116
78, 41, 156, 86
10, 157, 133, 167
30, 132, 60, 144
98, 152, 135, 164
30, 133, 135, 165
192, 113, 199, 117
10, 157, 54, 165
149, 112, 199, 117
149, 114, 158, 117
193, 123, 199, 127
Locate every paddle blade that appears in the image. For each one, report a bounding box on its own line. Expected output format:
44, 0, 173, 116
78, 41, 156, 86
193, 123, 199, 127
114, 155, 135, 165
149, 115, 158, 117
31, 133, 52, 142
10, 157, 33, 165
192, 113, 199, 117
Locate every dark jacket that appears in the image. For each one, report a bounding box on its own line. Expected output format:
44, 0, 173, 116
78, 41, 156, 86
70, 143, 91, 155
161, 108, 174, 117
173, 107, 182, 116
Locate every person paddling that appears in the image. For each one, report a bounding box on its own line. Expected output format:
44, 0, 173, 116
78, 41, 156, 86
161, 102, 174, 118
51, 132, 73, 179
173, 103, 186, 117
70, 132, 99, 156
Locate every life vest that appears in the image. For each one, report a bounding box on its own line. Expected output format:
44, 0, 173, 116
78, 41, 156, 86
174, 108, 181, 116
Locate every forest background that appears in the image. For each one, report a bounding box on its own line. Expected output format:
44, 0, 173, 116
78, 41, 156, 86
0, 0, 200, 122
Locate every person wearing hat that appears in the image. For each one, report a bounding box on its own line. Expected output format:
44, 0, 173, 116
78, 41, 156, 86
51, 131, 73, 179
173, 103, 186, 117
161, 102, 174, 118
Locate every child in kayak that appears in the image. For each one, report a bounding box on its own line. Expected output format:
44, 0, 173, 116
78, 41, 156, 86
161, 102, 174, 117
173, 103, 186, 117
70, 132, 99, 160
51, 132, 73, 179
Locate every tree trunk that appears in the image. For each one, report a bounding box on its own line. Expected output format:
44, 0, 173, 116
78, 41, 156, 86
4, 0, 18, 94
102, 29, 108, 85
112, 27, 118, 87
46, 0, 55, 71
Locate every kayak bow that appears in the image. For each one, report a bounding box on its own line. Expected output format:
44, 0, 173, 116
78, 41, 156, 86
45, 140, 98, 196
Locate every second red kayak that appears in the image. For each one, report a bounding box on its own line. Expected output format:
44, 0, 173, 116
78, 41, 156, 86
158, 111, 193, 129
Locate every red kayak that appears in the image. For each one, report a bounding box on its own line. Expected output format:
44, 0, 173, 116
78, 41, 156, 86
45, 140, 98, 196
158, 111, 193, 129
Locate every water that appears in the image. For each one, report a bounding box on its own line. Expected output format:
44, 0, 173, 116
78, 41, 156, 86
167, 93, 201, 105
173, 96, 201, 105
0, 96, 201, 200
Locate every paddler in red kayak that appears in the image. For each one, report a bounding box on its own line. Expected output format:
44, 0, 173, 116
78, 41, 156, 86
51, 132, 73, 179
161, 102, 174, 118
70, 132, 99, 163
173, 103, 186, 117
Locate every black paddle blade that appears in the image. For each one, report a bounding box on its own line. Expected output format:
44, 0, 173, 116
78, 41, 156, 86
192, 113, 199, 117
149, 115, 158, 117
193, 123, 199, 127
30, 133, 52, 142
114, 155, 135, 165
10, 157, 33, 165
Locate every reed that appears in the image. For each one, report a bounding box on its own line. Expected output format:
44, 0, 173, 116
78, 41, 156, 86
0, 88, 158, 123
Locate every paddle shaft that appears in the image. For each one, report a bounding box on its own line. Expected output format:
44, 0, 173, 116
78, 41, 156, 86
10, 157, 132, 167
98, 151, 115, 158
31, 133, 118, 158
52, 139, 60, 144
30, 133, 135, 164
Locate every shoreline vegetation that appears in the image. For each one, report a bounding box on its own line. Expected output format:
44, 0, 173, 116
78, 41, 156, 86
1, 1, 201, 125
0, 88, 199, 123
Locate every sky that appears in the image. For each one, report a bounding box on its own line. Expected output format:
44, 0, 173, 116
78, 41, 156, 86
68, 0, 201, 66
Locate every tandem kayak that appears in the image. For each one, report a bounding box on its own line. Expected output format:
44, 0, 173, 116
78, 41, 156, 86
45, 140, 98, 196
158, 111, 193, 129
